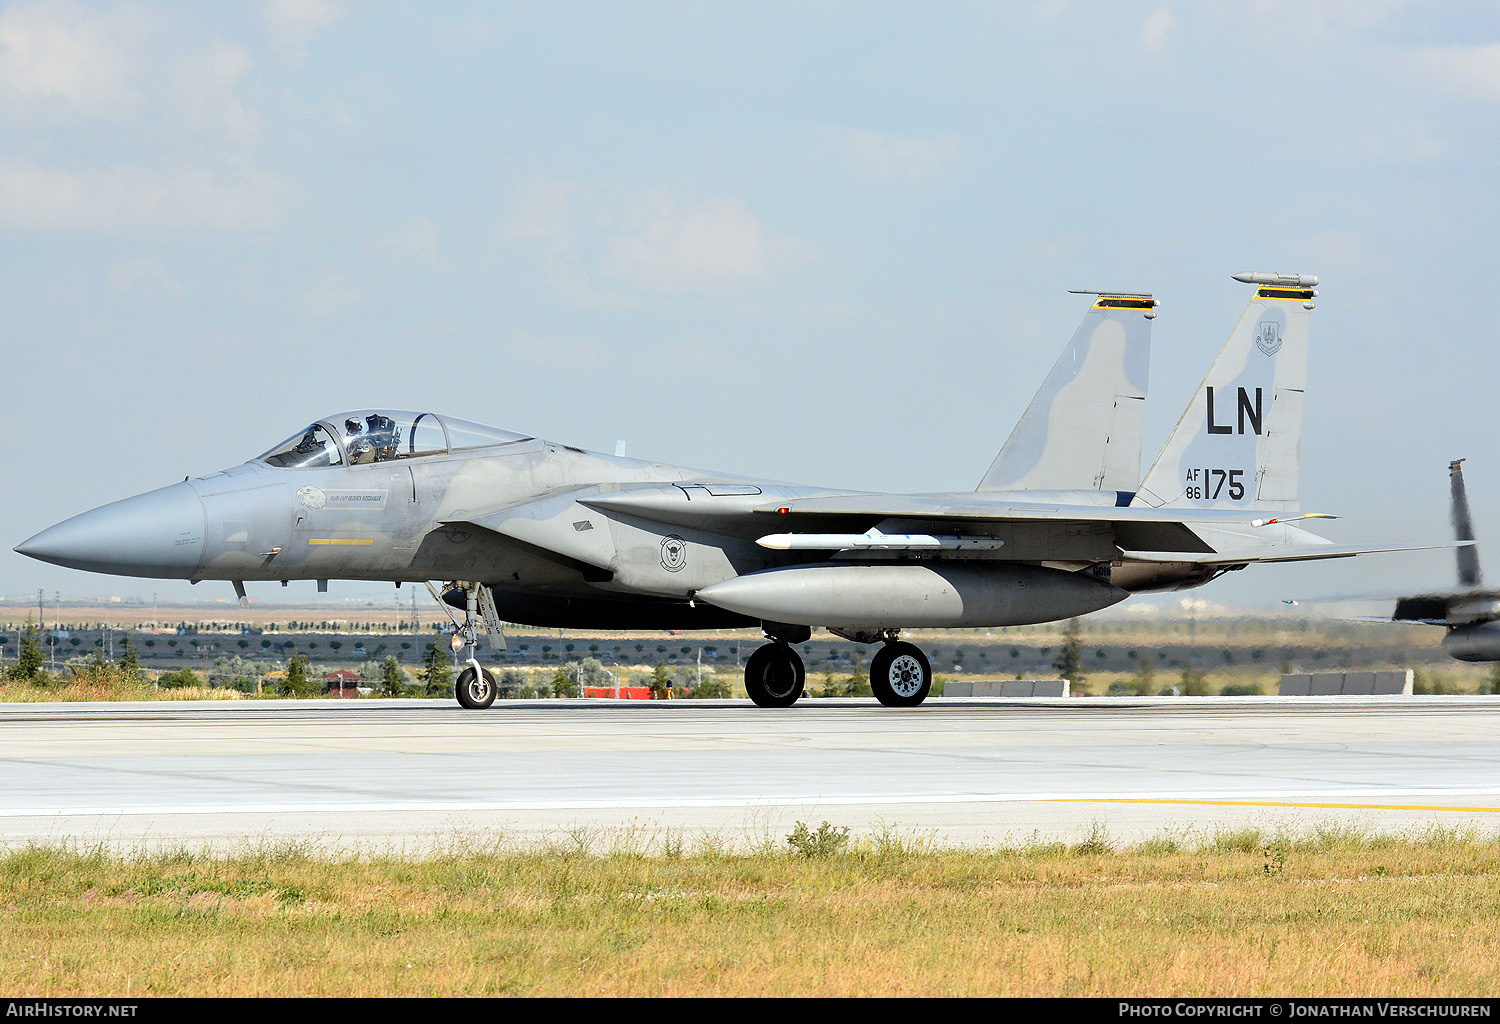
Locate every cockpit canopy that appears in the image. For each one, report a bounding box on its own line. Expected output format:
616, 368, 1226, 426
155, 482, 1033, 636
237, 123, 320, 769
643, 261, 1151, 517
259, 410, 532, 469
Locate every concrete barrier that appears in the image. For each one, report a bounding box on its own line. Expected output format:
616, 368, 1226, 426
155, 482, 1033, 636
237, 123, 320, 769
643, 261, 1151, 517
1277, 670, 1412, 696
942, 679, 1070, 697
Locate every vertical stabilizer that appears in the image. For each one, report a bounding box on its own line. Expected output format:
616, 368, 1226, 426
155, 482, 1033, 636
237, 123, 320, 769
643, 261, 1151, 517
1132, 273, 1316, 513
978, 292, 1154, 493
1451, 459, 1483, 587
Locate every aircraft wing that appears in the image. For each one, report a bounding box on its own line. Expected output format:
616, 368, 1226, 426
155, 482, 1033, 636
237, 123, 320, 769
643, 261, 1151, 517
578, 485, 1352, 560
470, 483, 1453, 570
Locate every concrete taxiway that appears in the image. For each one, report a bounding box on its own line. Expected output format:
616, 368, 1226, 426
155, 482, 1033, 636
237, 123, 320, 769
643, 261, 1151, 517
1, 696, 1498, 855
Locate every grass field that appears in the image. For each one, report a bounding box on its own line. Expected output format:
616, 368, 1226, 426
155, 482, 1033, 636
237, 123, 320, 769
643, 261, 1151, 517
4, 825, 1498, 997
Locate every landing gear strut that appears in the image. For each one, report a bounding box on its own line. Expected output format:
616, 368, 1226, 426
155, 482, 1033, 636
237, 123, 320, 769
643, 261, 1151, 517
424, 580, 505, 710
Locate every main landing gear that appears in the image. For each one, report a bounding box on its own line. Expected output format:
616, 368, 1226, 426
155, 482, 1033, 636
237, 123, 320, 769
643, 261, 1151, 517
744, 643, 805, 707
742, 627, 935, 708
868, 640, 932, 707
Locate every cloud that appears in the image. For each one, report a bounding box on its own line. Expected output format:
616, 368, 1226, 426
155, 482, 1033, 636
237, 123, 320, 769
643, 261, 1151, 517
106, 257, 184, 295
168, 41, 260, 147
377, 215, 440, 265
508, 328, 606, 370
301, 269, 362, 317
605, 190, 797, 294
0, 158, 291, 233
505, 181, 807, 299
502, 179, 582, 245
0, 0, 145, 119
436, 14, 501, 52
1141, 8, 1174, 52
842, 128, 962, 186
264, 0, 345, 55
1023, 232, 1085, 264
0, 3, 292, 234
1411, 43, 1500, 102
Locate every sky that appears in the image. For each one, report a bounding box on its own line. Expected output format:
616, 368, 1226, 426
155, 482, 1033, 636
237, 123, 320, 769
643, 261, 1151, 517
2, 0, 1498, 617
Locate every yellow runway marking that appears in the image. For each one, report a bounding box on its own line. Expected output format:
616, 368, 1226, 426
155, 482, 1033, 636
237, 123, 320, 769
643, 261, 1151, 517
1050, 798, 1500, 813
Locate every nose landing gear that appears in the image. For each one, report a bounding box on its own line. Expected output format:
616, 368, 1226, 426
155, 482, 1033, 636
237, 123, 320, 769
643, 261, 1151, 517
424, 580, 505, 710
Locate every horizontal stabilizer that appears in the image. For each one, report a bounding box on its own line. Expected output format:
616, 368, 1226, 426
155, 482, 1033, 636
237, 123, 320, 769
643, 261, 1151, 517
1120, 541, 1468, 567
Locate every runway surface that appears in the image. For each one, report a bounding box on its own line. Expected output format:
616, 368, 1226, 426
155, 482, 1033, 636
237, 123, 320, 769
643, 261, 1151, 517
2, 696, 1498, 855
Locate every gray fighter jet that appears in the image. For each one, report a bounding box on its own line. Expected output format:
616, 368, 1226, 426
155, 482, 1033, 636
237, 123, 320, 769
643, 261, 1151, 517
1378, 460, 1500, 662
16, 272, 1401, 709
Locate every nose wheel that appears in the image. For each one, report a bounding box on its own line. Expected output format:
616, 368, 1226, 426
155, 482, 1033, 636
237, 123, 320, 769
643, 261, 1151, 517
456, 666, 497, 709
744, 643, 805, 707
869, 641, 932, 707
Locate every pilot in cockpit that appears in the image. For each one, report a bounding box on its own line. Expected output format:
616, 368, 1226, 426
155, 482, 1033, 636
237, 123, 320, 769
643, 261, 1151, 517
345, 414, 400, 464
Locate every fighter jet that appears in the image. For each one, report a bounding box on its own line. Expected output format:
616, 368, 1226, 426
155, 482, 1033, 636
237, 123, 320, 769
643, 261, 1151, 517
1369, 459, 1500, 662
16, 272, 1399, 709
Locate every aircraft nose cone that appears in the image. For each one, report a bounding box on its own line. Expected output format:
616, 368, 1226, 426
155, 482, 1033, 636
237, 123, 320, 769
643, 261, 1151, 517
14, 481, 206, 579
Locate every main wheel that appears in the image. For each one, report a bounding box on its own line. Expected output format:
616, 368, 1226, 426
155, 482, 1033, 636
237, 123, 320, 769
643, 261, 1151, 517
869, 641, 931, 707
744, 643, 805, 708
455, 666, 497, 709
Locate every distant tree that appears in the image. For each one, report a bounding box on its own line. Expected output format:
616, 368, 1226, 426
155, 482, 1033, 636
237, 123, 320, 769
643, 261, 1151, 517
814, 669, 841, 698
1053, 618, 1085, 683
157, 667, 202, 689
207, 655, 257, 690
550, 668, 573, 698
499, 668, 532, 699
577, 658, 607, 688
280, 654, 313, 697
1134, 651, 1157, 691
687, 670, 730, 699
1179, 660, 1209, 696
842, 670, 871, 698
118, 632, 142, 679
11, 616, 47, 683
420, 645, 452, 696
383, 656, 406, 696
649, 662, 671, 699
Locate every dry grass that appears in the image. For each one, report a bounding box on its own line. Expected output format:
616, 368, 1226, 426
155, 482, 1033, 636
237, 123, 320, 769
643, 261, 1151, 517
0, 679, 246, 702
2, 825, 1497, 997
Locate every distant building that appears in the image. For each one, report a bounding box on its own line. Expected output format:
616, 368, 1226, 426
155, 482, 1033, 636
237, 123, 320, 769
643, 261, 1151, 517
323, 668, 362, 698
